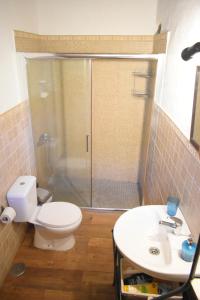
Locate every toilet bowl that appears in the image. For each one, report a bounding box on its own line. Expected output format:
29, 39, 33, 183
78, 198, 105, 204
30, 202, 82, 251
7, 176, 82, 251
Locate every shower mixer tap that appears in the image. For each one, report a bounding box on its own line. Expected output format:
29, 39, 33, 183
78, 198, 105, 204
37, 133, 51, 146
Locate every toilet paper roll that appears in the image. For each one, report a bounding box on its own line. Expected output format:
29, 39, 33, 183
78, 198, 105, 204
0, 207, 16, 224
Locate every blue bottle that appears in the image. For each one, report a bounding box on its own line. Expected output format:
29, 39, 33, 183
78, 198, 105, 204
181, 238, 197, 262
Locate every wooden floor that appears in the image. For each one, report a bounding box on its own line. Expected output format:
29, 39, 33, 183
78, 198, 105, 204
0, 210, 123, 300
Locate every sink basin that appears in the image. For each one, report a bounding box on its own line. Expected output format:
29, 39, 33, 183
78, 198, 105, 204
113, 205, 199, 281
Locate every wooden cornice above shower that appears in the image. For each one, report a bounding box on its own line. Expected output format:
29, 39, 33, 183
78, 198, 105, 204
14, 30, 167, 54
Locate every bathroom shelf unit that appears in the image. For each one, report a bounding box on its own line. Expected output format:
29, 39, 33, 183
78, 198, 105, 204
132, 90, 150, 97
132, 72, 152, 78
120, 258, 181, 300
132, 71, 152, 98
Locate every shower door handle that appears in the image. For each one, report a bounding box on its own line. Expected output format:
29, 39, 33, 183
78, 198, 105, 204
86, 135, 89, 152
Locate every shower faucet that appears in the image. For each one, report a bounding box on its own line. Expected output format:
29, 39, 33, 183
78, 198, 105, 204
37, 133, 51, 146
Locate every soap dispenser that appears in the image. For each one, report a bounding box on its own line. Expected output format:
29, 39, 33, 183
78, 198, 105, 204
181, 238, 197, 262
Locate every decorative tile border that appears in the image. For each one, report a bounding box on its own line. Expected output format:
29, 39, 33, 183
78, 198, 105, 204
153, 32, 168, 54
14, 30, 167, 54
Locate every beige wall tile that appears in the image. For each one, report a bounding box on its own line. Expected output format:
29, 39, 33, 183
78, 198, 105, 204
92, 59, 148, 185
145, 104, 200, 241
0, 102, 36, 286
14, 30, 167, 54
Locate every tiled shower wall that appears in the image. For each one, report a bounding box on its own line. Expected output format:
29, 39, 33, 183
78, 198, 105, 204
145, 104, 200, 241
0, 101, 36, 286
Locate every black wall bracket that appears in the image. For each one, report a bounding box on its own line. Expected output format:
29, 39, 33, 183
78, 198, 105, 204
182, 42, 200, 61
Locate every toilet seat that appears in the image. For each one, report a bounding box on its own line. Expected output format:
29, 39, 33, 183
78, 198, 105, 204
31, 202, 82, 228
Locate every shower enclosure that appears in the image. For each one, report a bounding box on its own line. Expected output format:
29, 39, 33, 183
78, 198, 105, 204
27, 57, 156, 209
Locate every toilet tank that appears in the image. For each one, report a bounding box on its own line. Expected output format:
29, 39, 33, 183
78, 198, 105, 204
7, 176, 37, 222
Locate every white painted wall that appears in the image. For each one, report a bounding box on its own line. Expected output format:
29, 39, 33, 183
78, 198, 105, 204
0, 0, 159, 113
36, 0, 158, 35
156, 0, 200, 138
0, 0, 38, 114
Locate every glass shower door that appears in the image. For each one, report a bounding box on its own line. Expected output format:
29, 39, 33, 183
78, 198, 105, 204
27, 58, 91, 207
61, 59, 92, 206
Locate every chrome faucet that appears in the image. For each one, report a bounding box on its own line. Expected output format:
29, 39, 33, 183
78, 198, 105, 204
159, 216, 183, 234
37, 133, 51, 146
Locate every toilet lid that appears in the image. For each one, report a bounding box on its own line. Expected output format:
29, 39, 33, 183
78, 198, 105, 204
36, 202, 82, 228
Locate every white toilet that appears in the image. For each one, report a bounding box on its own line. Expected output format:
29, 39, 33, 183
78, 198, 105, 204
7, 176, 82, 251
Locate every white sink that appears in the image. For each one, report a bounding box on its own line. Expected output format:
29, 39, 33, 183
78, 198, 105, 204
113, 205, 200, 281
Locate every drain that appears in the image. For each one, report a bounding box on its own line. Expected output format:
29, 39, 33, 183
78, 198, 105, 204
10, 263, 26, 277
149, 247, 160, 255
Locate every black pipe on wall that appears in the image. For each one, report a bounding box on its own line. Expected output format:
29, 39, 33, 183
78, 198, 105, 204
181, 42, 200, 61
